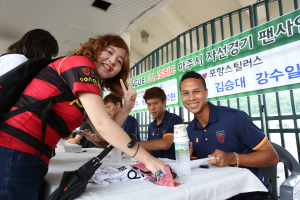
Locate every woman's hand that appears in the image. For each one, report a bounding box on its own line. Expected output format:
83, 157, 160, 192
120, 77, 137, 111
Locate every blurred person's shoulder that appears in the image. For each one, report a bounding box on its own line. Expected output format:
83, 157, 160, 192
0, 53, 27, 60
0, 53, 28, 69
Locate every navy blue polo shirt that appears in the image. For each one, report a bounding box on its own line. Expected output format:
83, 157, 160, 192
122, 115, 141, 141
187, 102, 267, 184
148, 110, 183, 160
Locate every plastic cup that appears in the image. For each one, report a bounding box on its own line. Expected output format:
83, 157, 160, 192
174, 124, 189, 142
111, 148, 122, 163
174, 124, 191, 178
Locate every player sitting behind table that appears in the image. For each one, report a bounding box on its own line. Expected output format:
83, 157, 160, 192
137, 87, 183, 160
179, 71, 278, 199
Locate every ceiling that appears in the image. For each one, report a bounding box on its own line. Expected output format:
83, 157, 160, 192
0, 0, 297, 67
129, 0, 297, 65
130, 0, 245, 58
0, 0, 170, 57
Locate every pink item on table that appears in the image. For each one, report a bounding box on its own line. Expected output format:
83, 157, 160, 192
146, 166, 181, 187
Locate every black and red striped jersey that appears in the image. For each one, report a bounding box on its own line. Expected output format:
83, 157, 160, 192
0, 56, 101, 164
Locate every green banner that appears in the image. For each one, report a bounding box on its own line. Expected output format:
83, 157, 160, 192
130, 9, 300, 113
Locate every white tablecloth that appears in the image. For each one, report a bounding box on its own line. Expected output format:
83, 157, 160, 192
45, 148, 267, 200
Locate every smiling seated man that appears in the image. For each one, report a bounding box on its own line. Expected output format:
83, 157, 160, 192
179, 70, 278, 200
137, 87, 183, 160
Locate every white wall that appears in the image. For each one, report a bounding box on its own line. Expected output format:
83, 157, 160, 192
0, 38, 16, 54
129, 47, 144, 68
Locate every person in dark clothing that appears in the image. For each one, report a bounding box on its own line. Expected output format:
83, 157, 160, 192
82, 93, 141, 146
68, 121, 108, 148
180, 70, 278, 200
137, 87, 183, 160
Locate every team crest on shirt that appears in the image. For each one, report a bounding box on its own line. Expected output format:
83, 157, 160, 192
81, 67, 91, 76
162, 130, 166, 134
216, 130, 225, 143
79, 67, 98, 86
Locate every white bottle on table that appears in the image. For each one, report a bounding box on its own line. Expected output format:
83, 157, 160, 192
174, 124, 191, 177
111, 148, 121, 163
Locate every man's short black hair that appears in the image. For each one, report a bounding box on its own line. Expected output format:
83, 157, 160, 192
180, 71, 206, 90
143, 86, 166, 103
103, 94, 123, 107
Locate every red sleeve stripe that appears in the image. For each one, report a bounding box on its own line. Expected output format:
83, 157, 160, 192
72, 82, 101, 98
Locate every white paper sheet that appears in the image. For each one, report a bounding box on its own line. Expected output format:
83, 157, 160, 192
159, 157, 215, 171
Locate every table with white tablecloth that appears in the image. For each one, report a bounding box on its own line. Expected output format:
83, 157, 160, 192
45, 148, 267, 200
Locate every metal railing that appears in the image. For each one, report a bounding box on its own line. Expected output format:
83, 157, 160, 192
130, 0, 300, 173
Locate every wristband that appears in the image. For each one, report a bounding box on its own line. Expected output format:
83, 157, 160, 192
132, 144, 139, 158
233, 152, 240, 167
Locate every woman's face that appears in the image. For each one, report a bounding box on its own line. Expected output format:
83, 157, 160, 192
93, 46, 127, 80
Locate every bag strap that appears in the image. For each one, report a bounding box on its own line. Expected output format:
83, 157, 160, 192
36, 56, 73, 158
0, 122, 54, 159
39, 89, 75, 156
0, 89, 74, 123
39, 56, 76, 157
0, 89, 75, 159
0, 56, 77, 158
